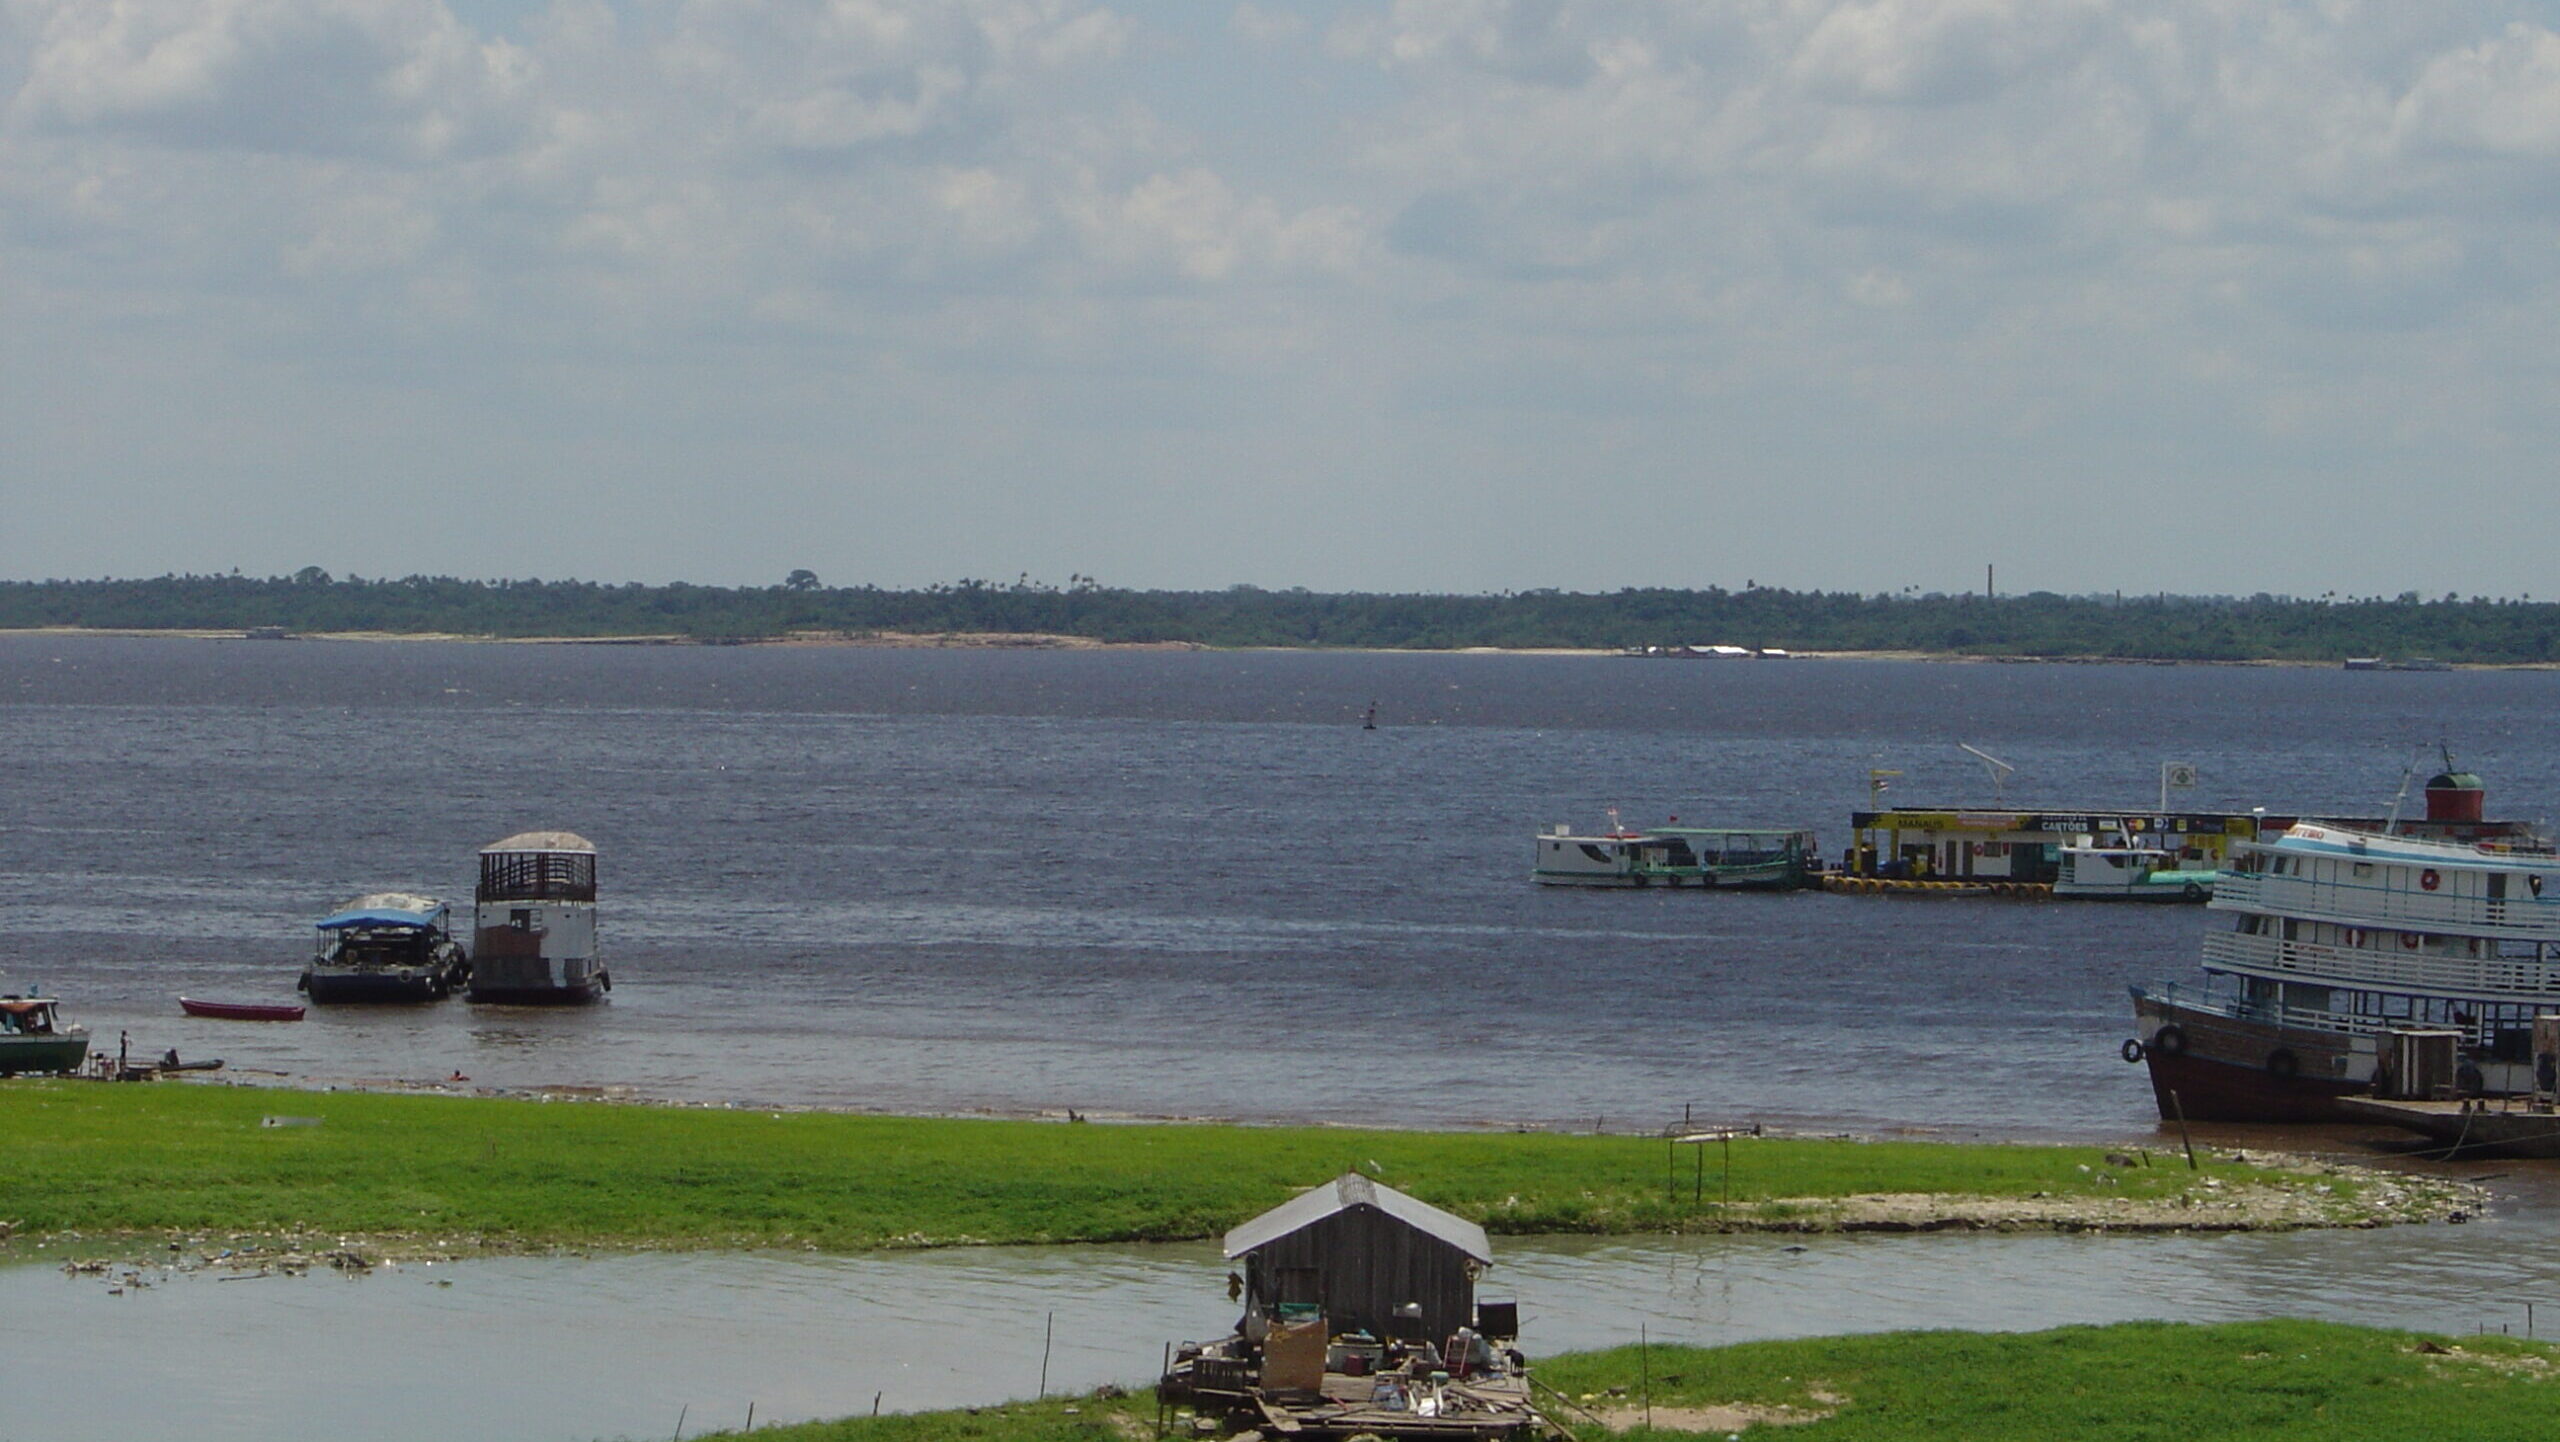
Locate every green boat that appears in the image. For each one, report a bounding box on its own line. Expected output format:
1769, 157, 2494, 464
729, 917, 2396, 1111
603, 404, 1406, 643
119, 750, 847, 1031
1534, 822, 1818, 889
0, 992, 91, 1075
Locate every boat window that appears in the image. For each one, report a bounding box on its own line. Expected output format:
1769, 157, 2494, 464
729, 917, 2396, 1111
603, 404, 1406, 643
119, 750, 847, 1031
2488, 873, 2508, 901
2352, 862, 2373, 878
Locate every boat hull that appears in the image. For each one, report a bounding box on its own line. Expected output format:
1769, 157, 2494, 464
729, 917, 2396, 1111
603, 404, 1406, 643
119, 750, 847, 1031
2128, 992, 2366, 1123
465, 977, 607, 1005
301, 969, 455, 1004
180, 997, 306, 1021
0, 1034, 91, 1076
1531, 868, 1802, 889
2336, 1097, 2560, 1158
2054, 881, 2214, 902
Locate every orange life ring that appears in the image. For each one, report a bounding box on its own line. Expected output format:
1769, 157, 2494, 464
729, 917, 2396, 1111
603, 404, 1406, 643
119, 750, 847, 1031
2402, 931, 2423, 950
2421, 868, 2441, 892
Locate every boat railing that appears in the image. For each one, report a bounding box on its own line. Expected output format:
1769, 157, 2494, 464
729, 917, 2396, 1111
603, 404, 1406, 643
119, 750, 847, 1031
2138, 980, 2494, 1043
2202, 932, 2560, 999
2211, 871, 2560, 940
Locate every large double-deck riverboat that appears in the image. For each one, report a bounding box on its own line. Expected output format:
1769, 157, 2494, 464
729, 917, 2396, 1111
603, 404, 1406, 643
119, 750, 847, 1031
2127, 769, 2560, 1122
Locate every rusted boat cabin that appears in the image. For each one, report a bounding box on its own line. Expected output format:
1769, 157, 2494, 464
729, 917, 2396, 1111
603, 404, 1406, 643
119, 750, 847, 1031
1164, 1175, 1549, 1442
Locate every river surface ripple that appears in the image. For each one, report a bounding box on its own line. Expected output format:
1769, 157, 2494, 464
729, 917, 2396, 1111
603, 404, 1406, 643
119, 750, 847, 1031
9, 640, 2560, 1439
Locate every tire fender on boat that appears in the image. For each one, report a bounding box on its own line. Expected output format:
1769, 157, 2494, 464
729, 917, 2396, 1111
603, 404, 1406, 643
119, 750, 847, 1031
2120, 1038, 2147, 1064
2151, 1024, 2189, 1057
2266, 1048, 2300, 1079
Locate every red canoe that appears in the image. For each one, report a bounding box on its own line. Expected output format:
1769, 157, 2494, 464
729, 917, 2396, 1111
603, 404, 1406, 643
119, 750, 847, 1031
179, 997, 306, 1022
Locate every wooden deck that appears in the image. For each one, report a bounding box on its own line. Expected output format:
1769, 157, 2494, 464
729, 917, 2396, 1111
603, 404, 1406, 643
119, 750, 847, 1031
1237, 1370, 1546, 1441
2338, 1095, 2560, 1158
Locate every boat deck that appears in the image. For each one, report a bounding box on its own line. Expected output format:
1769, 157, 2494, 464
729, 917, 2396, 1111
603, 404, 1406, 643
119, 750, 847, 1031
2337, 1096, 2560, 1158
1241, 1371, 1545, 1441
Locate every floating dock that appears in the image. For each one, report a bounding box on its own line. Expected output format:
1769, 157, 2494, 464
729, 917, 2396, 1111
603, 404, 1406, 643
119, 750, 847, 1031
1821, 875, 2051, 899
2337, 1096, 2560, 1159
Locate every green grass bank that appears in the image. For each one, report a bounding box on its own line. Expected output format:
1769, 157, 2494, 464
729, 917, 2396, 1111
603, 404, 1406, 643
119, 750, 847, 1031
705, 1321, 2560, 1441
0, 1081, 2460, 1257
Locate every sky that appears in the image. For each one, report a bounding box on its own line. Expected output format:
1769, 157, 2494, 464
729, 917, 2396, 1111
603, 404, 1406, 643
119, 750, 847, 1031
6, 1, 2560, 596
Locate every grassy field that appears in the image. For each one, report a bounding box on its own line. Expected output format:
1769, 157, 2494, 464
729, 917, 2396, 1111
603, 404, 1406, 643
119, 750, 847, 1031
0, 1080, 2380, 1254
707, 1321, 2560, 1441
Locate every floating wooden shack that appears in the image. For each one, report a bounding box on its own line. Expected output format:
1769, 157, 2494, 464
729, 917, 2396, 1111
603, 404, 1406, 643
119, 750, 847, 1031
1161, 1175, 1556, 1442
465, 831, 609, 1004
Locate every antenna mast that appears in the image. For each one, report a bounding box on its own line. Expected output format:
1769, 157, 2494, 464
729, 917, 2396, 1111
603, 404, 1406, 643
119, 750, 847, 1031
2382, 747, 2424, 835
1959, 744, 2016, 804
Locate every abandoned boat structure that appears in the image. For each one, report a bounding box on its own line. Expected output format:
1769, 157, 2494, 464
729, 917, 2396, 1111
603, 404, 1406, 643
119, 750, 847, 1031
299, 893, 470, 1003
466, 831, 609, 1004
1160, 1174, 1556, 1442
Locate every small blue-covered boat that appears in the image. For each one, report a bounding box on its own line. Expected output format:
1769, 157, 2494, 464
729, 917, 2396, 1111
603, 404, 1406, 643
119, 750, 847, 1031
299, 893, 471, 1003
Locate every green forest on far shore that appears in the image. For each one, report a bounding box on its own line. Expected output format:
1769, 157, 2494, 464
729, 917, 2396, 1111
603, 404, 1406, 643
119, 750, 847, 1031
4, 572, 2554, 661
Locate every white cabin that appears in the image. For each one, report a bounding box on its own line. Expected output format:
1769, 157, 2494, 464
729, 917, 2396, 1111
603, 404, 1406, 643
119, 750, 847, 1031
467, 830, 607, 1003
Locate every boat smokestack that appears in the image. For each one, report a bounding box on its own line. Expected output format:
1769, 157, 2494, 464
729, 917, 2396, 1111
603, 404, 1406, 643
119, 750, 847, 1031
2425, 768, 2485, 824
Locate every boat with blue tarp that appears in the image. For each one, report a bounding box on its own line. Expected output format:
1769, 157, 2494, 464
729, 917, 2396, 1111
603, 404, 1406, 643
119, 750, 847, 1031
299, 893, 470, 1003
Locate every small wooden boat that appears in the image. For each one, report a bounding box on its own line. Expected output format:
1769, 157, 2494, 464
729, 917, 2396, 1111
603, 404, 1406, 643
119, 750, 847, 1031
179, 996, 306, 1022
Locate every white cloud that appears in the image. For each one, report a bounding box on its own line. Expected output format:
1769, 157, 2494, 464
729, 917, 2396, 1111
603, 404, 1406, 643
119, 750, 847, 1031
10, 1, 2560, 596
1789, 0, 2105, 107
2395, 22, 2560, 161
9, 0, 536, 161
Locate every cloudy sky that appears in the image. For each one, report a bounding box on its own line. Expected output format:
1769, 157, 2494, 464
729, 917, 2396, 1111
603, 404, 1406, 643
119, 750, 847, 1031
6, 1, 2560, 595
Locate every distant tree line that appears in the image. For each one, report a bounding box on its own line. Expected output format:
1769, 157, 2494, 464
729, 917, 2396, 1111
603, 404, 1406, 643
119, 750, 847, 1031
2, 572, 2555, 661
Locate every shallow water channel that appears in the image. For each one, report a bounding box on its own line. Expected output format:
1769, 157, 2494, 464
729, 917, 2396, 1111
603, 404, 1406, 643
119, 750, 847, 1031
13, 1181, 2560, 1442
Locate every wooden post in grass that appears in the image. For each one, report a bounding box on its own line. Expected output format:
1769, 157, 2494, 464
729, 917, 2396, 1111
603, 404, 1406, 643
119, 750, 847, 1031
1640, 1323, 1653, 1430
2168, 1090, 2198, 1170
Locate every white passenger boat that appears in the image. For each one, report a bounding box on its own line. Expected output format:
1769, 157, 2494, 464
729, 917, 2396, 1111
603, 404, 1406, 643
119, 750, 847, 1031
2052, 846, 2218, 901
2127, 779, 2560, 1122
1533, 819, 1816, 890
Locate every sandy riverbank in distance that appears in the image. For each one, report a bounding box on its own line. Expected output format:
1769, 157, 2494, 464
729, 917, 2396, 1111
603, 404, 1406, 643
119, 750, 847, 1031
8, 626, 2557, 668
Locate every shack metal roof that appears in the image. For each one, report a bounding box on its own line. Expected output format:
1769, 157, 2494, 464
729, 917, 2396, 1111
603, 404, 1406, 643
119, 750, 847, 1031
1223, 1173, 1492, 1264
480, 831, 596, 855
